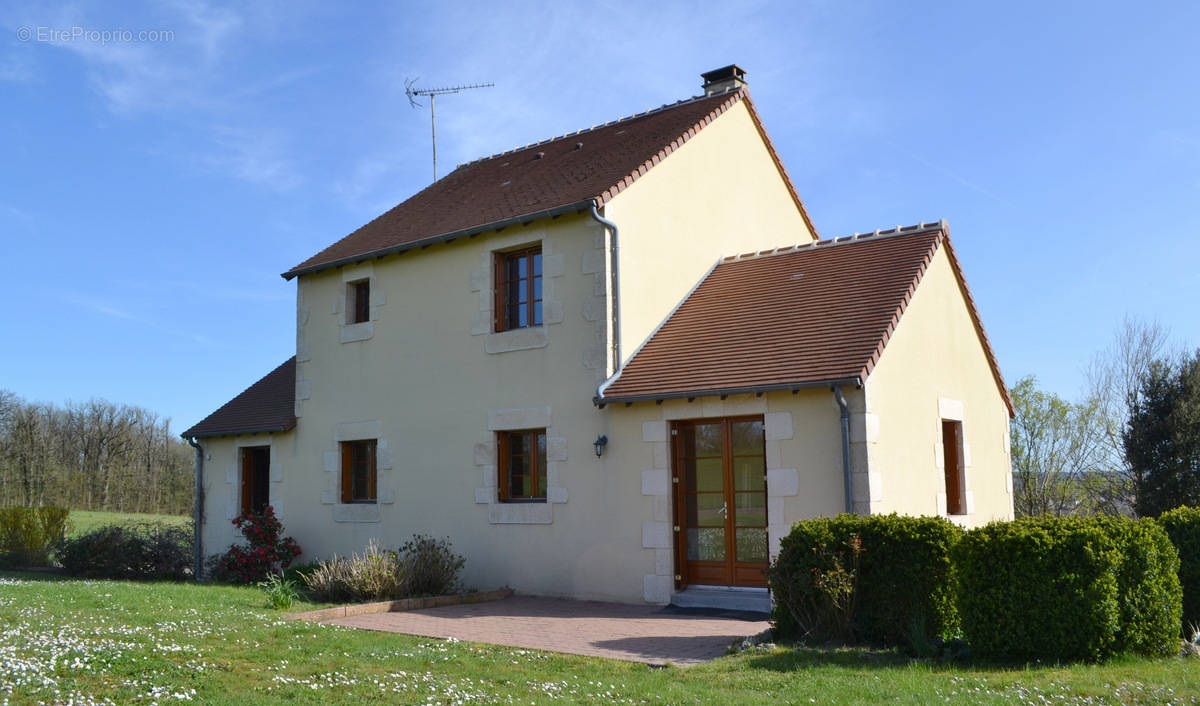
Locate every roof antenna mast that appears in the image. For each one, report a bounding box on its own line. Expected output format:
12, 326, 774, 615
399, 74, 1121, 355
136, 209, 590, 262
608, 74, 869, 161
405, 77, 494, 182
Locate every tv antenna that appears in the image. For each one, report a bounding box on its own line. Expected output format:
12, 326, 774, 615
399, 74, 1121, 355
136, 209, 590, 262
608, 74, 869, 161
405, 78, 494, 182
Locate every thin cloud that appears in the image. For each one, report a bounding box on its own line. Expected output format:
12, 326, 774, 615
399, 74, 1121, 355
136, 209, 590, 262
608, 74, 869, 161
61, 293, 237, 349
17, 1, 304, 192
884, 140, 1015, 208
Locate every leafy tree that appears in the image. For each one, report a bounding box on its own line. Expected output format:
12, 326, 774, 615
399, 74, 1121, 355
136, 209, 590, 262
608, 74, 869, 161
1010, 376, 1106, 517
1125, 351, 1200, 517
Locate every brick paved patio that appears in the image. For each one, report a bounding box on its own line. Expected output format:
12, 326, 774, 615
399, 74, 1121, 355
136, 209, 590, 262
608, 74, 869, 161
329, 595, 770, 666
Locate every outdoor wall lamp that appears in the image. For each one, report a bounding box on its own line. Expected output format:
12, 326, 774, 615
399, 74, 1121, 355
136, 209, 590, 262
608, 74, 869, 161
593, 435, 608, 458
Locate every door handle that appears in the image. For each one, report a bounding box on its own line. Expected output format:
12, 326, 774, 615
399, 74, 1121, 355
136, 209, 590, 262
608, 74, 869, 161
718, 503, 727, 517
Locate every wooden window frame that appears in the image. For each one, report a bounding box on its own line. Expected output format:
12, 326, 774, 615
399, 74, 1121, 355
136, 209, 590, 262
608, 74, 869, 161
493, 246, 543, 332
942, 419, 966, 515
497, 429, 547, 503
340, 439, 377, 504
349, 280, 371, 324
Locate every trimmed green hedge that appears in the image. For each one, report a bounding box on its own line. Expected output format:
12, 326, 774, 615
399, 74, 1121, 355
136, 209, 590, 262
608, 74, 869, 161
1158, 506, 1200, 631
769, 514, 961, 646
58, 523, 193, 580
954, 517, 1180, 662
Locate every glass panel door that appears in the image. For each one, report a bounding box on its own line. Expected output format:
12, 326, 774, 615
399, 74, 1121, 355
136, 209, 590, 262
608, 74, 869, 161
674, 417, 767, 587
679, 422, 726, 563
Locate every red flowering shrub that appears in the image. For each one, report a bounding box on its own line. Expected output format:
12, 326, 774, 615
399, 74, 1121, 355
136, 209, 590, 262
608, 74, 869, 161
214, 506, 301, 583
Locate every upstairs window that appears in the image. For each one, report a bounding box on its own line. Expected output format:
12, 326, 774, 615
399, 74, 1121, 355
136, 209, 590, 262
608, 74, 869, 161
494, 247, 542, 332
942, 420, 966, 515
497, 429, 547, 502
348, 280, 370, 324
340, 439, 377, 504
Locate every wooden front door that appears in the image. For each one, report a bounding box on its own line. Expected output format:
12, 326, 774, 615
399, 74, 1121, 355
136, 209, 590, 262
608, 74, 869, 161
672, 417, 768, 588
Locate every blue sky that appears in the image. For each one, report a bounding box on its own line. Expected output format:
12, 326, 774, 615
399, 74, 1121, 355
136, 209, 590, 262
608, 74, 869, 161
1, 1, 1197, 431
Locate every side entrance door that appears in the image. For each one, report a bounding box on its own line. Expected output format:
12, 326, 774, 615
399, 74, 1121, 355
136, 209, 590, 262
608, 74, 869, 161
671, 416, 768, 588
240, 446, 271, 516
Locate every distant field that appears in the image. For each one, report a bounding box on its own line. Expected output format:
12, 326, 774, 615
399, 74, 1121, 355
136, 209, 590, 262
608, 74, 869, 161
67, 510, 190, 536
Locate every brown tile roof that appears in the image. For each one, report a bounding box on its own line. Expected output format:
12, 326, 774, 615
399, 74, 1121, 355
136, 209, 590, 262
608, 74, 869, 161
282, 88, 816, 279
182, 357, 297, 438
598, 223, 1013, 414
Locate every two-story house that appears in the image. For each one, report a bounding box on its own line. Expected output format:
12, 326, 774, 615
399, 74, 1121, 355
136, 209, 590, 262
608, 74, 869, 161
183, 66, 1014, 608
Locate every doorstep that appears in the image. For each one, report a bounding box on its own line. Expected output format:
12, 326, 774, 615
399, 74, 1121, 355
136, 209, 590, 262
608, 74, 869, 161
670, 585, 771, 614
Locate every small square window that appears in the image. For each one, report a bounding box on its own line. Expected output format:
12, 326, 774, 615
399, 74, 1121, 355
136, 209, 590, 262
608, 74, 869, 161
497, 429, 547, 502
942, 420, 966, 515
348, 280, 370, 324
340, 440, 377, 504
494, 247, 542, 332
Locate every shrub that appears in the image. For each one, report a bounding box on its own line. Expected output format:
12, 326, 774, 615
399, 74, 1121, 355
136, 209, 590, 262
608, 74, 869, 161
212, 507, 301, 584
1095, 517, 1181, 655
769, 514, 961, 647
58, 523, 192, 580
302, 539, 404, 603
0, 506, 70, 567
302, 534, 466, 603
1158, 506, 1200, 630
955, 516, 1181, 662
399, 534, 465, 597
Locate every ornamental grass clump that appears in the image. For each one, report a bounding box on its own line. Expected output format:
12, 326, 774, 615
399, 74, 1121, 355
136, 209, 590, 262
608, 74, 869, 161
302, 539, 404, 603
213, 506, 301, 584
302, 534, 465, 603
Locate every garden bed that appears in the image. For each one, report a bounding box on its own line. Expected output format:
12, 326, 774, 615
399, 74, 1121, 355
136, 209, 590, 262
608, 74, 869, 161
286, 587, 514, 622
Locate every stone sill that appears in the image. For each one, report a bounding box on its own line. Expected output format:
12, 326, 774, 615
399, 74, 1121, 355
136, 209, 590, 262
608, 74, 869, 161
285, 587, 514, 622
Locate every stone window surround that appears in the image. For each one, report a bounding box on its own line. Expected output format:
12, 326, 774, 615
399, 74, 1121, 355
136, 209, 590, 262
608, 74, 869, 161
636, 397, 798, 605
468, 227, 566, 354
935, 396, 974, 523
320, 420, 396, 524
332, 262, 387, 344
224, 437, 284, 521
474, 406, 568, 524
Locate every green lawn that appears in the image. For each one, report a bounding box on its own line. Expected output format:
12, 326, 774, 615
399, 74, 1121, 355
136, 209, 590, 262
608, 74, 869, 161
66, 509, 190, 536
1, 572, 1197, 705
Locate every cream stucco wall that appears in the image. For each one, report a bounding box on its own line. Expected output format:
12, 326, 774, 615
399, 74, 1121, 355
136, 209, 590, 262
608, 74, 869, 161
198, 431, 294, 562
601, 390, 853, 602
196, 100, 1013, 604
603, 100, 814, 366
862, 245, 1014, 527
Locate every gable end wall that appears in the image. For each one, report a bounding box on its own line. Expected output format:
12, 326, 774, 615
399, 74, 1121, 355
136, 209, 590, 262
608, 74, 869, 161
604, 100, 814, 366
862, 246, 1014, 526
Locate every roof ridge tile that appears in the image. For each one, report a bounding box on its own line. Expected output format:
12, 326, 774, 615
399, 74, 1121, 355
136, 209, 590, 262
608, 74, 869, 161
724, 220, 945, 262
455, 92, 721, 168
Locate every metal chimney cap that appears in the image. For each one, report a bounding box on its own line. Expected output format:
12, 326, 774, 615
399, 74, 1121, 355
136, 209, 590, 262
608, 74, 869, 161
701, 65, 747, 84
700, 65, 747, 96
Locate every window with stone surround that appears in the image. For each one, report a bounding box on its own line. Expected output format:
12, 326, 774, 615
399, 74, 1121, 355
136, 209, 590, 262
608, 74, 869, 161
340, 439, 377, 503
941, 420, 966, 515
497, 429, 546, 502
494, 246, 542, 332
348, 280, 370, 324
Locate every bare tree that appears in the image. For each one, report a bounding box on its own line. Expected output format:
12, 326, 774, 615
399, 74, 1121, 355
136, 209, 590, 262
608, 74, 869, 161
0, 390, 193, 514
1085, 315, 1177, 515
